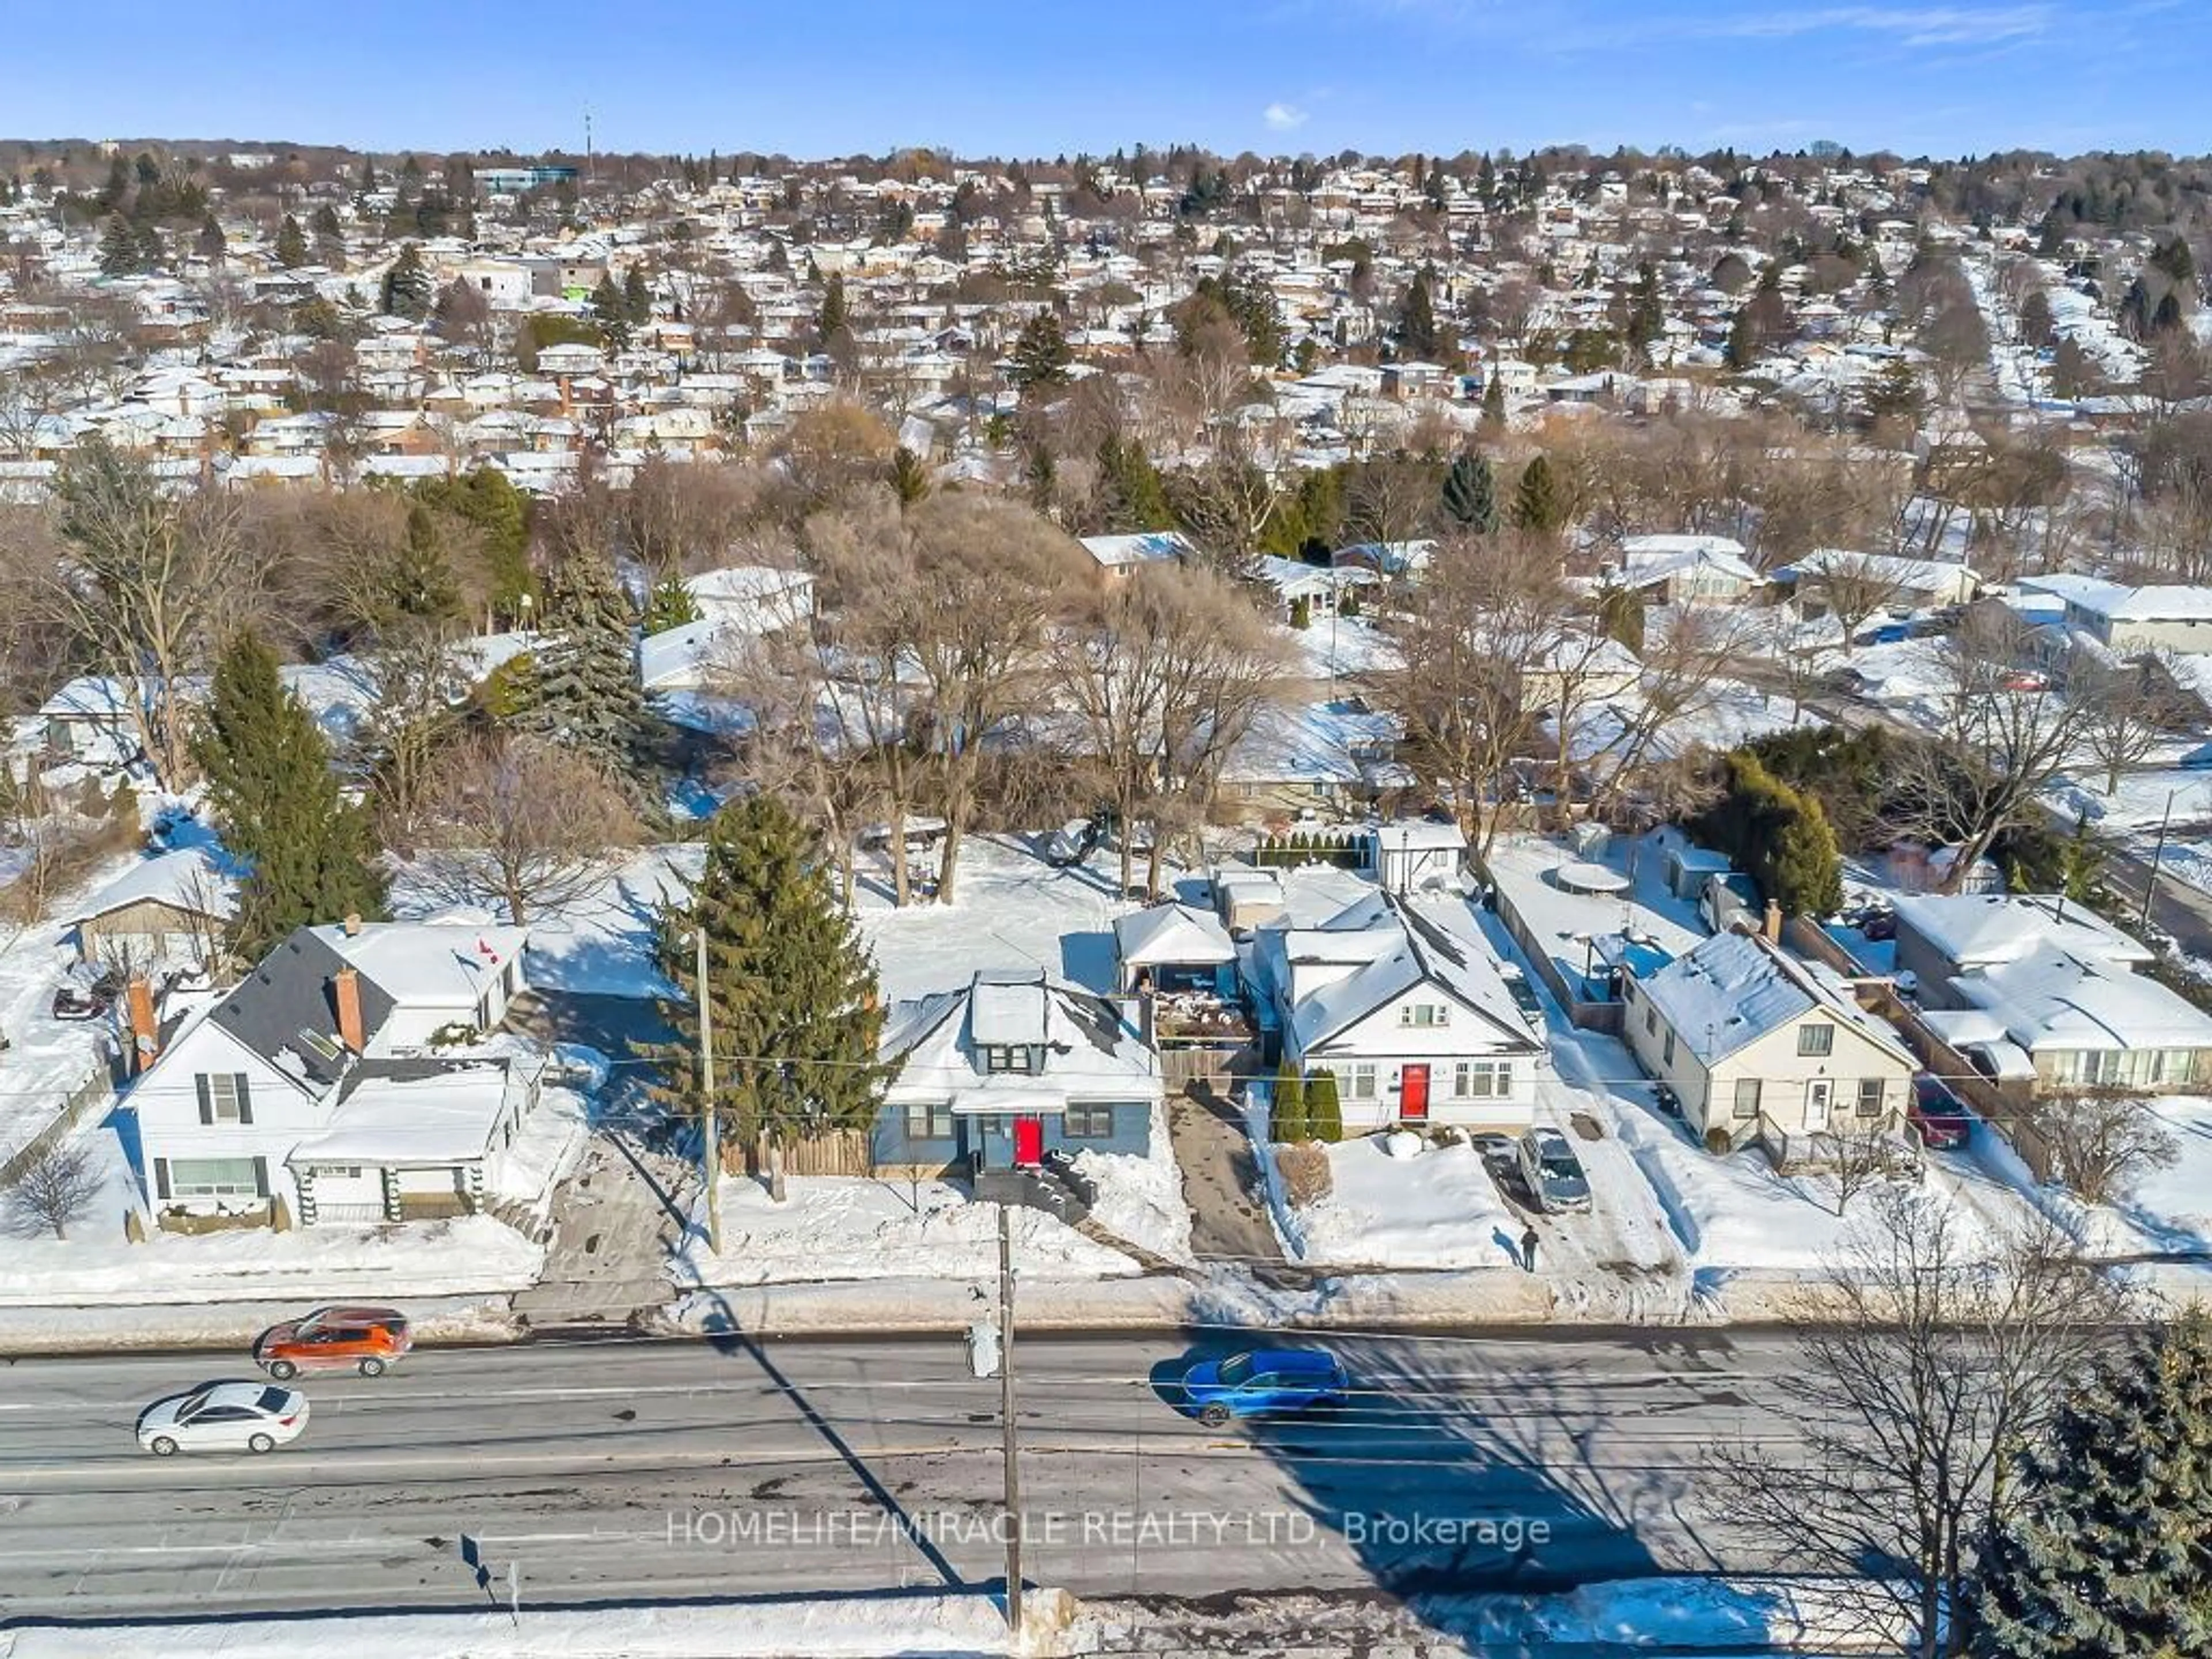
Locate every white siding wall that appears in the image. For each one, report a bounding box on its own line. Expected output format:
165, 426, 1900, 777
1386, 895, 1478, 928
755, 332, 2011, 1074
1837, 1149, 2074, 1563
135, 1023, 325, 1216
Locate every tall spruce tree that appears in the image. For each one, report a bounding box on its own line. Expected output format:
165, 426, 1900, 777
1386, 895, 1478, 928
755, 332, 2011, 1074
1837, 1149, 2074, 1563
1510, 452, 1567, 535
638, 795, 887, 1200
380, 241, 433, 319
1974, 1313, 2212, 1659
590, 272, 631, 351
1097, 434, 1172, 531
192, 633, 387, 959
622, 264, 653, 325
1009, 310, 1073, 388
817, 271, 848, 338
97, 213, 140, 277
522, 551, 646, 780
1395, 267, 1441, 359
1481, 373, 1508, 430
274, 213, 309, 268
1440, 450, 1499, 532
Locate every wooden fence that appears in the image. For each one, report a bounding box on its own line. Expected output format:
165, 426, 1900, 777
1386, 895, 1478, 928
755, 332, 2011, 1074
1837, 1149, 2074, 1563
0, 1060, 120, 1191
739, 1128, 876, 1179
1865, 986, 2052, 1181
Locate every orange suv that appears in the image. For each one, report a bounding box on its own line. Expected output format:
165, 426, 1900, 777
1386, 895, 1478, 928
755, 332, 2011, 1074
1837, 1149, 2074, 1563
253, 1306, 412, 1379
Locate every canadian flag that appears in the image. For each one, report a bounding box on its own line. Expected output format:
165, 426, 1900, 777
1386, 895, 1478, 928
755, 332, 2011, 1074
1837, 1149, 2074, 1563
475, 937, 501, 968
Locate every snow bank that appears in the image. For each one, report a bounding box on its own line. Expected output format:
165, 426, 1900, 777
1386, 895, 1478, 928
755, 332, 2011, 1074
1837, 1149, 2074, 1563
1071, 1103, 1193, 1263
0, 1592, 1013, 1658
672, 1176, 1142, 1287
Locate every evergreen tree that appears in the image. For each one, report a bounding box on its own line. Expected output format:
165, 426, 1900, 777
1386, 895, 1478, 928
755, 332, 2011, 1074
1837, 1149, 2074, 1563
1863, 357, 1926, 427
1289, 594, 1313, 630
643, 575, 702, 635
817, 271, 847, 338
97, 213, 139, 277
274, 213, 309, 268
195, 214, 226, 263
1439, 450, 1499, 532
379, 241, 433, 319
1624, 262, 1665, 361
1097, 434, 1172, 531
888, 445, 931, 509
1510, 453, 1567, 535
309, 203, 345, 266
413, 468, 532, 624
1395, 266, 1441, 359
192, 633, 387, 959
622, 264, 653, 326
1974, 1313, 2212, 1659
638, 795, 888, 1199
1270, 1063, 1308, 1143
384, 503, 464, 627
1481, 373, 1508, 431
1306, 1070, 1344, 1142
1009, 310, 1074, 389
134, 222, 165, 272
590, 272, 631, 351
522, 551, 647, 780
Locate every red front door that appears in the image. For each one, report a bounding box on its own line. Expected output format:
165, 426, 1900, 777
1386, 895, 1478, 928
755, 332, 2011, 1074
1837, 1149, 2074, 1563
1400, 1065, 1431, 1121
1013, 1116, 1044, 1166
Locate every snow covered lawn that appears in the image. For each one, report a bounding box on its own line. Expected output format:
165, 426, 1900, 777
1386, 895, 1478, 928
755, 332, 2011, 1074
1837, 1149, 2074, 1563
1072, 1104, 1194, 1263
0, 1122, 545, 1306
672, 1176, 1144, 1287
1266, 1130, 1520, 1271
855, 834, 1171, 1003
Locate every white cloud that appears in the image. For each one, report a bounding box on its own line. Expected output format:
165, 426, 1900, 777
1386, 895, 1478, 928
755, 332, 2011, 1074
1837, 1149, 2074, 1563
1263, 101, 1310, 131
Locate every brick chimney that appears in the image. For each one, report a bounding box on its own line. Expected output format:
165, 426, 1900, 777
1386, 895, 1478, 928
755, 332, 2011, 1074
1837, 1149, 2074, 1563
332, 967, 366, 1054
343, 912, 362, 937
126, 976, 160, 1074
1763, 900, 1784, 944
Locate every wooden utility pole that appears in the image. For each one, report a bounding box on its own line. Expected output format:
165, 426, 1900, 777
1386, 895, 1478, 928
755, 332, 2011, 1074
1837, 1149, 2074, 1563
998, 1205, 1022, 1631
696, 925, 722, 1255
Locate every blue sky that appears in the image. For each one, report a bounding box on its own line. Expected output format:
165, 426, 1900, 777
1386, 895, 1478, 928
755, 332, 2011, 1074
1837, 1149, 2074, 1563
5, 1, 2203, 160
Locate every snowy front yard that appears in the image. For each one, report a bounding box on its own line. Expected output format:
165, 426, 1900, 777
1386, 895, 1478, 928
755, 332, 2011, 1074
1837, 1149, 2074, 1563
671, 1175, 1147, 1288
1266, 1130, 1522, 1271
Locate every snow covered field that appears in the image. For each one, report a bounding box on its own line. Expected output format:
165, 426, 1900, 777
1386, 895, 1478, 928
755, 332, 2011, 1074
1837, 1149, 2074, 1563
671, 1175, 1143, 1288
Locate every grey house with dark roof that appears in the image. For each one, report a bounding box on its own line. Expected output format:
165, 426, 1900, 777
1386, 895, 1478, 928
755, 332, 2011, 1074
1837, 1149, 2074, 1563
130, 919, 537, 1226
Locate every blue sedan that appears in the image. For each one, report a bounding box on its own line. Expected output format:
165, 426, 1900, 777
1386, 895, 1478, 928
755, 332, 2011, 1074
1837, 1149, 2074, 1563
1181, 1348, 1350, 1426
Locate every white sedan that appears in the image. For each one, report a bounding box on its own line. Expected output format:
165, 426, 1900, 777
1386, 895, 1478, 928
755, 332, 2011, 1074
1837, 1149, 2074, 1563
136, 1381, 310, 1456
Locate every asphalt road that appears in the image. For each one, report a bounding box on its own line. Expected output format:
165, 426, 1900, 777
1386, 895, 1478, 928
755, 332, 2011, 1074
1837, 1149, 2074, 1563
0, 1327, 1805, 1624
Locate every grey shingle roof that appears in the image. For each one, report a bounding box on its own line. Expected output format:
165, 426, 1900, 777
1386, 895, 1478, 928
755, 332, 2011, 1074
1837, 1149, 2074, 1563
209, 927, 396, 1088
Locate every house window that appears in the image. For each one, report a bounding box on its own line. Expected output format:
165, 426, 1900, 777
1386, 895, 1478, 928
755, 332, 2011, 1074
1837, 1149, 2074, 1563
1645, 1007, 1657, 1035
1733, 1079, 1762, 1122
1400, 1003, 1448, 1028
1663, 1029, 1675, 1065
1449, 1060, 1513, 1098
203, 1073, 249, 1123
1063, 1105, 1115, 1139
980, 1046, 1038, 1075
904, 1103, 955, 1141
1321, 1063, 1377, 1101
1857, 1078, 1887, 1118
317, 1165, 362, 1179
168, 1158, 261, 1199
1797, 1023, 1834, 1058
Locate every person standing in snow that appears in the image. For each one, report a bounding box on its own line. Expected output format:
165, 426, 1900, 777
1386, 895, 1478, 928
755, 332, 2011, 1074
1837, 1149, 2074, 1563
1521, 1224, 1540, 1272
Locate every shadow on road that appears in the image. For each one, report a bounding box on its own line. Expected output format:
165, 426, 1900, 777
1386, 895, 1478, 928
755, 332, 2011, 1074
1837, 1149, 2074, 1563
692, 1289, 967, 1594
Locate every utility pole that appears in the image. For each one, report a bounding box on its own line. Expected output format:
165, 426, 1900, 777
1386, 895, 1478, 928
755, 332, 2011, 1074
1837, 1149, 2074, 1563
2142, 786, 2178, 930
696, 925, 722, 1255
997, 1205, 1022, 1631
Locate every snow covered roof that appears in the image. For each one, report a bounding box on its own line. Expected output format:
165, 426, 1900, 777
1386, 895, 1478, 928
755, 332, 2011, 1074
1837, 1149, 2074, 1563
1616, 534, 1761, 589
685, 563, 813, 607
1638, 930, 1912, 1068
1113, 903, 1237, 971
310, 922, 531, 1013
1791, 549, 1980, 597
2020, 573, 2212, 624
881, 969, 1162, 1111
1891, 893, 2152, 972
290, 1059, 516, 1166
1272, 891, 1541, 1058
1077, 531, 1193, 571
1953, 944, 2212, 1055
70, 846, 238, 925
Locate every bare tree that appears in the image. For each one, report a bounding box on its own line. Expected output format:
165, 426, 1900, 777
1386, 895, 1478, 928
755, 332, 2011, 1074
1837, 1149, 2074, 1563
1893, 612, 2099, 888
416, 733, 642, 925
1711, 1190, 2128, 1658
2073, 648, 2187, 796
1378, 532, 1574, 855
6, 1139, 104, 1240
30, 439, 254, 787
1581, 605, 1759, 824
354, 626, 469, 853
2021, 1086, 2179, 1205
1802, 550, 1908, 653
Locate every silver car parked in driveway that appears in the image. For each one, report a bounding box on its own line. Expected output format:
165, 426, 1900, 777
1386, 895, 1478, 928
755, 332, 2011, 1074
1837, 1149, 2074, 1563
1516, 1127, 1593, 1214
